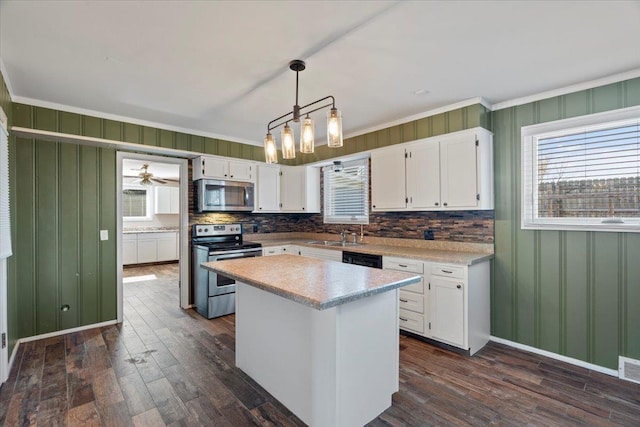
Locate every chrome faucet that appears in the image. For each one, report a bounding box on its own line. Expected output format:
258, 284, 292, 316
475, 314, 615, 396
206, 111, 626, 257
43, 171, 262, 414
340, 230, 347, 244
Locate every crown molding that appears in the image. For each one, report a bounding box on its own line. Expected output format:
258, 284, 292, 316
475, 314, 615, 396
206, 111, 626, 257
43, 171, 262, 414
0, 57, 16, 98
491, 68, 640, 111
343, 97, 491, 141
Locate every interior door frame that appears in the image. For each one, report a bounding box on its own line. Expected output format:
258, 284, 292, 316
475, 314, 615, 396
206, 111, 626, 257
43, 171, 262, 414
116, 152, 190, 322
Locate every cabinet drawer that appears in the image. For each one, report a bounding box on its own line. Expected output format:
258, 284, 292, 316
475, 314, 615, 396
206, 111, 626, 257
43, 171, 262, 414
399, 290, 424, 314
403, 277, 424, 294
384, 257, 424, 274
399, 309, 424, 334
431, 264, 465, 279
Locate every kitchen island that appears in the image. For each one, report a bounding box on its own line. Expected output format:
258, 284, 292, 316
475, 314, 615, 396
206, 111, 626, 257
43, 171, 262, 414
202, 254, 420, 427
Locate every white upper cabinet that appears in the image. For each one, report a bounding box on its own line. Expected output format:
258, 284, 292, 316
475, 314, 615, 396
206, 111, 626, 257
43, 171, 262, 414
280, 166, 320, 213
406, 140, 440, 209
154, 186, 179, 214
371, 145, 406, 210
255, 164, 280, 212
371, 127, 493, 212
192, 155, 254, 182
255, 165, 320, 213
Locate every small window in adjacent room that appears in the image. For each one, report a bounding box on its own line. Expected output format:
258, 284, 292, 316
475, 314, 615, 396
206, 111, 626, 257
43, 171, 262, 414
522, 106, 640, 232
122, 187, 152, 220
323, 159, 369, 224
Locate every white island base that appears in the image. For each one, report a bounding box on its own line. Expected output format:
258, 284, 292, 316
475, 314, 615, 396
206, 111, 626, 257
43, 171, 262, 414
236, 282, 399, 427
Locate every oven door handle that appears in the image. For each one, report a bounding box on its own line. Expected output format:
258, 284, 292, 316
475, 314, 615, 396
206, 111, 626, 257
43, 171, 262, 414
208, 248, 262, 256
213, 252, 258, 261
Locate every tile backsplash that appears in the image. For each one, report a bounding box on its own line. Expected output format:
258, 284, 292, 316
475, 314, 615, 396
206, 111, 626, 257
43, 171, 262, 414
190, 210, 493, 243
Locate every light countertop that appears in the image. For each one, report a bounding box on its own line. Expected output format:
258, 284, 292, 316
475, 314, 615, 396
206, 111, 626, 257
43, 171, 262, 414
246, 234, 493, 266
202, 254, 420, 310
123, 227, 179, 234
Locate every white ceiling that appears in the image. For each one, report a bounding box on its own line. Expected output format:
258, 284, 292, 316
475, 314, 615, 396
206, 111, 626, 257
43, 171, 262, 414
1, 1, 640, 147
122, 159, 179, 180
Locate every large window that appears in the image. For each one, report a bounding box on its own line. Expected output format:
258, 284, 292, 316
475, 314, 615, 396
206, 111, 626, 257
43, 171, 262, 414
522, 106, 640, 232
122, 187, 152, 220
323, 159, 369, 224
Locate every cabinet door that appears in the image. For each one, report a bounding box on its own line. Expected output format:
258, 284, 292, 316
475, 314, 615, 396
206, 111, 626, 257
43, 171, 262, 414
440, 135, 478, 208
430, 276, 465, 347
280, 166, 304, 211
157, 236, 178, 261
154, 187, 171, 214
228, 160, 253, 181
137, 239, 157, 263
406, 140, 440, 209
256, 164, 280, 212
169, 187, 180, 214
371, 145, 406, 210
202, 157, 228, 179
122, 239, 138, 264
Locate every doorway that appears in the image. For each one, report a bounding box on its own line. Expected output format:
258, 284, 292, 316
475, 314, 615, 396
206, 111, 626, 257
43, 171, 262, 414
116, 152, 189, 322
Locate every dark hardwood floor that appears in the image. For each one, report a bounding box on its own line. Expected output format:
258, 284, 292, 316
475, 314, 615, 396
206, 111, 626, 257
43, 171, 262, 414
1, 262, 639, 426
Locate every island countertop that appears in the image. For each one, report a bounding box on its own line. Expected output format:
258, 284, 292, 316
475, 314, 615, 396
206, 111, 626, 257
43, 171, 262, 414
202, 254, 420, 310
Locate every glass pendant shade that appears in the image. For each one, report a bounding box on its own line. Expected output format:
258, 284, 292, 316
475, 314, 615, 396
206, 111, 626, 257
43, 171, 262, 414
281, 124, 296, 159
300, 116, 315, 153
264, 133, 278, 164
327, 108, 343, 148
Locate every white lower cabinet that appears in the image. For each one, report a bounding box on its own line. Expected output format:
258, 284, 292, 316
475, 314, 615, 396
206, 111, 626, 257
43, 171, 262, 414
385, 256, 490, 355
292, 245, 342, 262
123, 231, 179, 265
123, 234, 138, 264
384, 257, 429, 337
430, 274, 465, 347
262, 246, 284, 256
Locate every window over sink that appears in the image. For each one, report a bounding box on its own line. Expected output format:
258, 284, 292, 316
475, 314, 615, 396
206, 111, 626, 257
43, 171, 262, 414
323, 159, 369, 224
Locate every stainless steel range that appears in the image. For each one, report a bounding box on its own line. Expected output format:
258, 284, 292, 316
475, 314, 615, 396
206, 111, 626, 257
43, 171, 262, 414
191, 223, 262, 319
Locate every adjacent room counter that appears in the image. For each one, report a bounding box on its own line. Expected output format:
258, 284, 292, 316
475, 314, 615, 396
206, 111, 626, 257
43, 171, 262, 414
202, 255, 420, 427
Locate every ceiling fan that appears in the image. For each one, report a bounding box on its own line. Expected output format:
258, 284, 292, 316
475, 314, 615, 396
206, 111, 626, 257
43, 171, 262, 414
127, 164, 168, 185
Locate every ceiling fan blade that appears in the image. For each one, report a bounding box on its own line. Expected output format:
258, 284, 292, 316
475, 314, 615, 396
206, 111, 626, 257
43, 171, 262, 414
151, 177, 168, 184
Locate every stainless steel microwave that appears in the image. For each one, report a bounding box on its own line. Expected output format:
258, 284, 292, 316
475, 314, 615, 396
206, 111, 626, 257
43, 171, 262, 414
195, 179, 254, 212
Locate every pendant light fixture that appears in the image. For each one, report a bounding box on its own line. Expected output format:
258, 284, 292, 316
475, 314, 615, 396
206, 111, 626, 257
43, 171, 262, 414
264, 60, 343, 163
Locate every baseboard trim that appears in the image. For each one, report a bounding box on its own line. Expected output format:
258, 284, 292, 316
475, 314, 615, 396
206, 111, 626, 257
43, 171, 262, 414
490, 336, 618, 377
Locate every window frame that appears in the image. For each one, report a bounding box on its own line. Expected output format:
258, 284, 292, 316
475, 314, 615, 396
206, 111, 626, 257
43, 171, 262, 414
521, 105, 640, 233
323, 159, 370, 225
122, 185, 153, 221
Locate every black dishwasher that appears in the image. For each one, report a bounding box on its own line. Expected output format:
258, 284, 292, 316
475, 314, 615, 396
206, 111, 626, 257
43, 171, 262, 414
342, 251, 383, 269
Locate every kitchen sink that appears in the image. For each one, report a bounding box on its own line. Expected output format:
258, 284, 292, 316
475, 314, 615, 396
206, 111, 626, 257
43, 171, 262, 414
305, 240, 364, 247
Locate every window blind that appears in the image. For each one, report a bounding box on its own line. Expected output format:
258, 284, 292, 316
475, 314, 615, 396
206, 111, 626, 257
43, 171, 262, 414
122, 188, 148, 218
0, 119, 11, 259
323, 159, 369, 224
536, 121, 640, 219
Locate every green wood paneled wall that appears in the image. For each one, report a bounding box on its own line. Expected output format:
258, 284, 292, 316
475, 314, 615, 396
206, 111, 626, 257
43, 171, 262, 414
296, 103, 491, 165
492, 77, 640, 369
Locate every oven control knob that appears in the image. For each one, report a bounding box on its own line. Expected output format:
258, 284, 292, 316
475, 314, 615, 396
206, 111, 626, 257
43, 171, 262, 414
204, 228, 209, 232
197, 228, 202, 233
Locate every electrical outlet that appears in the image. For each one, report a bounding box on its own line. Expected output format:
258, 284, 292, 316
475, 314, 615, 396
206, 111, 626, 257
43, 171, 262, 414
100, 230, 109, 241
423, 230, 434, 240
253, 224, 258, 232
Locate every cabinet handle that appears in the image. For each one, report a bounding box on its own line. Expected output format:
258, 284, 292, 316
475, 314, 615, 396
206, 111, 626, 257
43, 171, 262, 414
399, 298, 408, 303
435, 202, 439, 206
224, 174, 228, 177
230, 175, 234, 178
399, 317, 408, 322
441, 269, 453, 274
457, 284, 462, 289
372, 205, 376, 208
443, 202, 448, 206
399, 264, 408, 268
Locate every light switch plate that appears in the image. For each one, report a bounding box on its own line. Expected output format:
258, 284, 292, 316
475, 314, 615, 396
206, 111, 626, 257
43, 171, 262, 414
100, 230, 109, 241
